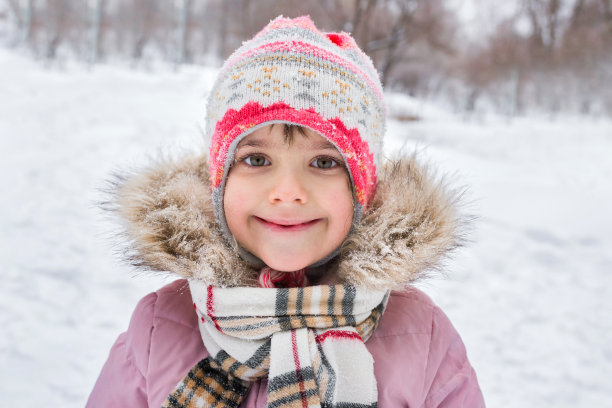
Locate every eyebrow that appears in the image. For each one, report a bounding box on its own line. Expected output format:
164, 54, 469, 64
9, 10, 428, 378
237, 138, 339, 151
237, 139, 269, 149
311, 140, 339, 151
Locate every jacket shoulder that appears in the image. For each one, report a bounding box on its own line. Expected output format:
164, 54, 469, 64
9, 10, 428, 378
88, 279, 201, 407
372, 286, 437, 338
369, 287, 485, 407
123, 289, 157, 375
144, 280, 208, 406
151, 279, 198, 329
124, 279, 197, 370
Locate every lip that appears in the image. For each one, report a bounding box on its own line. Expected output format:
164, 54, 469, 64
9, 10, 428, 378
254, 216, 322, 232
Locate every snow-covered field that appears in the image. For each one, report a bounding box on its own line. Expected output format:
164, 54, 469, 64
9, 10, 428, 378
1, 48, 611, 407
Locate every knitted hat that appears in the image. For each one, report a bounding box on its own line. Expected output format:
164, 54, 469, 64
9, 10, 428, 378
206, 15, 386, 263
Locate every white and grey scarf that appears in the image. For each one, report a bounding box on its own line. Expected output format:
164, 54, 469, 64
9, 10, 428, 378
163, 280, 389, 408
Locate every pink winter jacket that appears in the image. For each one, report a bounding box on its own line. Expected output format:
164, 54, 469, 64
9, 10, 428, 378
87, 279, 484, 407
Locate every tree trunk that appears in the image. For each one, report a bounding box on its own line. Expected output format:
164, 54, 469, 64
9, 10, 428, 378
176, 0, 190, 65
601, 0, 612, 32
569, 0, 585, 28
352, 0, 377, 47
380, 27, 401, 86
219, 0, 228, 58
90, 0, 103, 63
22, 0, 34, 45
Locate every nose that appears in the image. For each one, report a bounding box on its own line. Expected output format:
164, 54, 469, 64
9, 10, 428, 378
268, 167, 308, 205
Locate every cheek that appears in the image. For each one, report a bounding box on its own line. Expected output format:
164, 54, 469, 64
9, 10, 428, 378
325, 183, 354, 236
223, 177, 250, 222
223, 178, 254, 250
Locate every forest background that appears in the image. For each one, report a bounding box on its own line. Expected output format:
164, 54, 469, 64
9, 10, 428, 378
2, 0, 612, 117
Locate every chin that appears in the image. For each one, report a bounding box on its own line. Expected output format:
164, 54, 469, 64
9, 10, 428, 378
263, 256, 312, 272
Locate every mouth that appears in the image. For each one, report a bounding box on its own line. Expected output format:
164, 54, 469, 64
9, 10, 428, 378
254, 216, 322, 232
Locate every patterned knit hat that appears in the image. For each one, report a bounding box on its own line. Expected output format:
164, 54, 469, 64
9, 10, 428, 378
207, 15, 386, 259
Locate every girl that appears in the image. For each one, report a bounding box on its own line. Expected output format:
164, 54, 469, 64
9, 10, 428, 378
88, 16, 485, 408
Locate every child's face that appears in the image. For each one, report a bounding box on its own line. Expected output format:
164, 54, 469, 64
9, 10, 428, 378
224, 125, 354, 272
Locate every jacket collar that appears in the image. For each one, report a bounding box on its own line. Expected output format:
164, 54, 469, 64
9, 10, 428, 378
109, 154, 466, 290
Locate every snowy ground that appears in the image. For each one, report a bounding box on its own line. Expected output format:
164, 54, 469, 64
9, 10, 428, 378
1, 48, 611, 407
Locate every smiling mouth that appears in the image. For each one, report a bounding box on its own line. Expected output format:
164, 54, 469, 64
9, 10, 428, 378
255, 216, 321, 231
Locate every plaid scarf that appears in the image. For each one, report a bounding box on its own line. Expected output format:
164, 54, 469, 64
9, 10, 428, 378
163, 279, 389, 408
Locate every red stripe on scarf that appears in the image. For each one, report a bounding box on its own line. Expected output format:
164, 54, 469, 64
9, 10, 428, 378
206, 286, 223, 332
258, 267, 308, 288
291, 330, 309, 408
315, 330, 363, 343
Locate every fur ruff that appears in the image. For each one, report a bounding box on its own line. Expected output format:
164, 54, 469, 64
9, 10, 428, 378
107, 154, 468, 290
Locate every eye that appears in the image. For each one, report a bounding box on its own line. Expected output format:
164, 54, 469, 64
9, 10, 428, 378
244, 155, 270, 167
311, 156, 339, 169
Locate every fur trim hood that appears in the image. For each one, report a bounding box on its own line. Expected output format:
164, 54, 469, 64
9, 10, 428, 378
108, 154, 467, 290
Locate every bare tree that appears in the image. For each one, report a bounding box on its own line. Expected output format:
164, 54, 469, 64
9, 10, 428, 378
6, 0, 35, 46
351, 0, 378, 44
42, 0, 76, 60
88, 0, 105, 63
126, 0, 158, 61
601, 0, 612, 31
364, 0, 456, 86
175, 0, 192, 65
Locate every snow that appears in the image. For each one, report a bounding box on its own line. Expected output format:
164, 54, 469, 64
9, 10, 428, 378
1, 47, 611, 407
